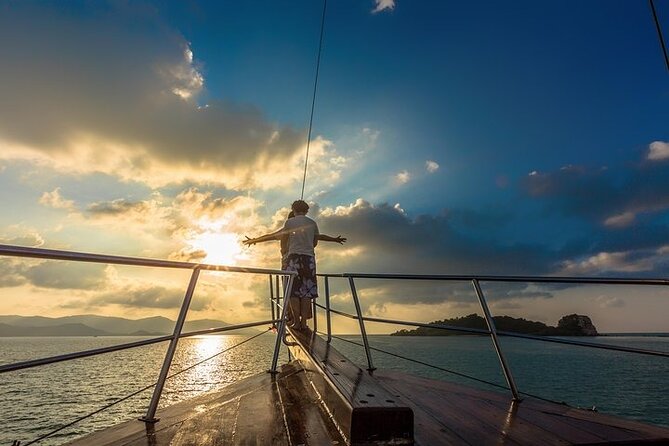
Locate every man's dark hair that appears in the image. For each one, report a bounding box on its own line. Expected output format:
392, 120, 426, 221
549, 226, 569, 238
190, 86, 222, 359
288, 211, 295, 219
291, 200, 309, 214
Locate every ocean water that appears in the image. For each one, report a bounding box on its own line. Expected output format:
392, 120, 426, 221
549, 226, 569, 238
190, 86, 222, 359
0, 334, 667, 445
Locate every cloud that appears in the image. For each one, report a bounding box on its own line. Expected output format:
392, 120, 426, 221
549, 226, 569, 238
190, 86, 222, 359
168, 247, 208, 263
557, 248, 669, 275
0, 259, 28, 287
372, 0, 396, 13
86, 199, 153, 217
603, 212, 635, 228
0, 233, 45, 247
596, 295, 625, 308
425, 160, 439, 173
0, 3, 321, 190
647, 141, 669, 161
395, 170, 411, 184
23, 261, 108, 290
523, 154, 669, 228
317, 199, 556, 278
39, 188, 75, 210
94, 284, 212, 310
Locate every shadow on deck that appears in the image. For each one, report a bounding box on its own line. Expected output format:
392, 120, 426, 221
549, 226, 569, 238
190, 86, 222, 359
69, 327, 669, 446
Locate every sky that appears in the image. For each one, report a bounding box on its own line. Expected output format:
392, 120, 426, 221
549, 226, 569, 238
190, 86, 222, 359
0, 0, 668, 333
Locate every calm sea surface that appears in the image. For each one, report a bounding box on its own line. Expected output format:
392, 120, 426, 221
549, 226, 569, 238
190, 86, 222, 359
1, 334, 667, 445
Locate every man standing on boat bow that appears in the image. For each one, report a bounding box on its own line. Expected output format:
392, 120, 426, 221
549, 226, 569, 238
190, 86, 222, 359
243, 200, 345, 330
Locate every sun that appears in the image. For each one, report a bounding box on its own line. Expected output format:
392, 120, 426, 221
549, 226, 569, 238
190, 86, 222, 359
189, 231, 245, 266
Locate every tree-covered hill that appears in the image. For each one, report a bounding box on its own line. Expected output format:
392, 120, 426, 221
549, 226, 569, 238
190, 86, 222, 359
391, 313, 598, 336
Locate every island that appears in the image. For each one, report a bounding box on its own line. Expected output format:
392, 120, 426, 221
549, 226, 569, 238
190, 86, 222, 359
391, 313, 598, 336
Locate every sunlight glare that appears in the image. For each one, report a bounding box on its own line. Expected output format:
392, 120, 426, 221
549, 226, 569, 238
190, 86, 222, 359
189, 230, 245, 266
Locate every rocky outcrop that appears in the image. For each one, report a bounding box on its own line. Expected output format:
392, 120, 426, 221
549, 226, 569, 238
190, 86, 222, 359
556, 314, 598, 336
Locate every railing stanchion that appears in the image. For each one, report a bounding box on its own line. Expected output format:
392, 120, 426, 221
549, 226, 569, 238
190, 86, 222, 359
348, 276, 375, 371
313, 288, 318, 333
141, 267, 201, 423
472, 279, 520, 401
325, 276, 332, 343
270, 274, 295, 373
276, 274, 281, 313
269, 275, 276, 326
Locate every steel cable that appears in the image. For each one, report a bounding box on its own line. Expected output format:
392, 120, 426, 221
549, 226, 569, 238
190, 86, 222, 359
650, 0, 669, 71
300, 0, 327, 199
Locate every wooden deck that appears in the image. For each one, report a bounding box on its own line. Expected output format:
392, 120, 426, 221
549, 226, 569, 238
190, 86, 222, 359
69, 328, 669, 445
375, 371, 669, 445
68, 361, 345, 446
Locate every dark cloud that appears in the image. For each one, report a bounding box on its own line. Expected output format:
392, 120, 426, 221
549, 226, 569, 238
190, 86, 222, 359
0, 259, 28, 287
317, 200, 556, 277
311, 200, 562, 307
94, 285, 212, 310
523, 157, 669, 227
520, 156, 669, 276
22, 261, 107, 290
87, 199, 151, 216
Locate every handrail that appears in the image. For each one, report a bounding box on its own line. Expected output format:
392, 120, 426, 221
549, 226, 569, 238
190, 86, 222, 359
0, 243, 295, 275
318, 271, 669, 285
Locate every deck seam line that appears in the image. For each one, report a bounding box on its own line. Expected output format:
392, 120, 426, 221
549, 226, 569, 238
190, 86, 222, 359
275, 377, 293, 446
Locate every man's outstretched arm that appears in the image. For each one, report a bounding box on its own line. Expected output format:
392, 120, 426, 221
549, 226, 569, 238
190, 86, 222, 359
318, 234, 346, 244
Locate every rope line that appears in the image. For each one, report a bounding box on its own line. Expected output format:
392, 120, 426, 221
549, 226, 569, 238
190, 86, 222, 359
23, 329, 272, 445
300, 0, 328, 199
328, 334, 567, 406
650, 0, 669, 71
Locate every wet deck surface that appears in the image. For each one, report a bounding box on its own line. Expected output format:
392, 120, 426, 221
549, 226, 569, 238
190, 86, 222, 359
68, 361, 345, 446
375, 371, 669, 445
68, 329, 669, 446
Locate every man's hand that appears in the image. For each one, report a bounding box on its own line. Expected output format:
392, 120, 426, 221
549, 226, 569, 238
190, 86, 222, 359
334, 235, 346, 244
243, 236, 256, 246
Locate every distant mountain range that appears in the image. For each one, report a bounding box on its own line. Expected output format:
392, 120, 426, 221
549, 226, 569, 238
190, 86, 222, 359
0, 314, 258, 336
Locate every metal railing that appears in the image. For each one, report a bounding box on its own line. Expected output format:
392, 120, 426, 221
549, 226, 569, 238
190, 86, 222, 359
311, 272, 669, 402
0, 244, 295, 423
2, 244, 668, 438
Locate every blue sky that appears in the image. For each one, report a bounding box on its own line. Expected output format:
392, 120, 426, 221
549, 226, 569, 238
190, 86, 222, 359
0, 0, 668, 331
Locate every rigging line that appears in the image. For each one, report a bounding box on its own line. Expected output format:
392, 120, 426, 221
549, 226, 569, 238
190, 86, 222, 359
328, 334, 567, 406
300, 0, 328, 200
23, 329, 271, 446
650, 0, 669, 71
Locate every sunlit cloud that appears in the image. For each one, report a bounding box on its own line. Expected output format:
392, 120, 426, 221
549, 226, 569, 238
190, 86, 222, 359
596, 295, 625, 308
167, 46, 204, 100
372, 0, 396, 14
0, 233, 45, 248
559, 251, 654, 274
647, 141, 669, 161
395, 170, 410, 184
603, 211, 636, 228
39, 188, 75, 210
0, 5, 320, 191
425, 160, 439, 173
